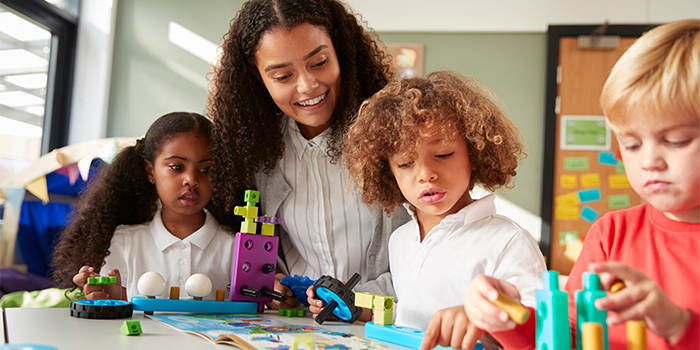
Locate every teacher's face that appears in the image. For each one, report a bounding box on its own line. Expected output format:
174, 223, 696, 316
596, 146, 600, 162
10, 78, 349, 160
256, 23, 341, 140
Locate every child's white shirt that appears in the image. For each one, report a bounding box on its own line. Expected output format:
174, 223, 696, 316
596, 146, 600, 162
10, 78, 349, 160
102, 209, 236, 300
389, 194, 546, 330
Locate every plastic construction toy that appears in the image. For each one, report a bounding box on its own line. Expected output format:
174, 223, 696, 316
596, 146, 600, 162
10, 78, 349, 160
70, 299, 133, 319
491, 291, 530, 325
364, 322, 484, 350
582, 322, 604, 350
280, 274, 316, 307
120, 320, 143, 336
312, 273, 363, 324
355, 292, 394, 326
576, 273, 608, 350
0, 345, 57, 350
230, 190, 287, 313
87, 275, 117, 285
536, 270, 571, 350
279, 308, 307, 317
130, 271, 257, 314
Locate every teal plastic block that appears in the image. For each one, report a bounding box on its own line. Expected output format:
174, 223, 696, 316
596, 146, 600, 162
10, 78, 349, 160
575, 273, 608, 350
364, 322, 483, 350
536, 271, 571, 350
120, 320, 142, 335
130, 296, 258, 314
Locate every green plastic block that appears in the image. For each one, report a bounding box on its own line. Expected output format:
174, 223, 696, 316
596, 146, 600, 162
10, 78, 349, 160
87, 276, 117, 285
279, 308, 306, 317
244, 190, 260, 206
575, 273, 608, 350
373, 310, 393, 325
373, 295, 394, 311
120, 320, 142, 336
292, 336, 314, 350
354, 292, 375, 309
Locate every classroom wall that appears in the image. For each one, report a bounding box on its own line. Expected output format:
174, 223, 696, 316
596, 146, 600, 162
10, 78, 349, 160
103, 0, 697, 219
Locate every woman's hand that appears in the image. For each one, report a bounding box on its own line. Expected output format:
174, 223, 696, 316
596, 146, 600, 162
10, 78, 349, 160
265, 273, 298, 309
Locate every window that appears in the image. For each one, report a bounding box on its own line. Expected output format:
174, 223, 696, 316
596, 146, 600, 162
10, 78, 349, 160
0, 0, 78, 181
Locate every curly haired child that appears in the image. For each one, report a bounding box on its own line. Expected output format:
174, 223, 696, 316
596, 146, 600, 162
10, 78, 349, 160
464, 19, 699, 350
52, 112, 236, 301
338, 70, 546, 350
207, 0, 409, 306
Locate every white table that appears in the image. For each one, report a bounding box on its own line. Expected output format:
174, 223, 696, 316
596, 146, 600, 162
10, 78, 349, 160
3, 308, 413, 350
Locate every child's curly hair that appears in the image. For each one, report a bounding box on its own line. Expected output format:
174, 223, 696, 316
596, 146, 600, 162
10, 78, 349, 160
343, 71, 526, 215
207, 0, 391, 215
51, 112, 228, 290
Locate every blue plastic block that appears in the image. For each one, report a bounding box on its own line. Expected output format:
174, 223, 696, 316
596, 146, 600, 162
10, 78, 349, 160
280, 274, 316, 307
364, 322, 483, 350
536, 271, 571, 350
130, 297, 258, 314
575, 273, 608, 350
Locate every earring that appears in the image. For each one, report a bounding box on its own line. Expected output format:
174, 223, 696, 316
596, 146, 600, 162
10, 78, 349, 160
149, 178, 155, 184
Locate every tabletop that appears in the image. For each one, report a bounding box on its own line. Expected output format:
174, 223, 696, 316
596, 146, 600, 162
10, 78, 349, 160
2, 307, 416, 350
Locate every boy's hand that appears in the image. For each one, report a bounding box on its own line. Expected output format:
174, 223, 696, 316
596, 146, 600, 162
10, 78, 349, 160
464, 274, 519, 331
74, 266, 125, 300
590, 262, 691, 343
265, 273, 298, 310
420, 305, 484, 350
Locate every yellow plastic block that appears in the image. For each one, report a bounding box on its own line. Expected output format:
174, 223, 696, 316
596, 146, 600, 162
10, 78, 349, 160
373, 295, 394, 311
491, 291, 530, 325
354, 292, 375, 309
234, 205, 259, 218
582, 322, 604, 350
240, 221, 257, 234
261, 224, 275, 236
373, 310, 393, 325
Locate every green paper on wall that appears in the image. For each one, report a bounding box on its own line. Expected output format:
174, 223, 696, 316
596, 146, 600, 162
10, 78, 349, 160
616, 162, 625, 174
564, 157, 589, 171
559, 231, 579, 245
608, 194, 631, 209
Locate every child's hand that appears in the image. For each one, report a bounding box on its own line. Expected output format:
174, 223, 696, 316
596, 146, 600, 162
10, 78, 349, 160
265, 273, 298, 310
590, 262, 691, 343
73, 266, 124, 300
419, 305, 484, 350
306, 285, 338, 321
464, 274, 519, 331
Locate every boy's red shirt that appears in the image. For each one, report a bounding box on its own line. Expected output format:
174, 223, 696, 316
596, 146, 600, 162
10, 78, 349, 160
565, 203, 699, 349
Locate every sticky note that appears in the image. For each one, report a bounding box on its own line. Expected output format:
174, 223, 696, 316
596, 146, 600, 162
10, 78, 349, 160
608, 194, 631, 209
615, 162, 625, 174
561, 175, 578, 189
555, 206, 579, 220
609, 174, 632, 189
580, 173, 601, 188
559, 231, 579, 245
599, 152, 618, 165
580, 206, 599, 223
556, 192, 580, 206
578, 189, 601, 203
564, 157, 589, 171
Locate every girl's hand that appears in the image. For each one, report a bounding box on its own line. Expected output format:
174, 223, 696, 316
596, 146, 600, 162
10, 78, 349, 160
74, 267, 125, 300
464, 274, 519, 331
590, 262, 691, 343
265, 273, 298, 310
419, 305, 484, 350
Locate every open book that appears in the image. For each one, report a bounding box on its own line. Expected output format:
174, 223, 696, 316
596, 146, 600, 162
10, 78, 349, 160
146, 313, 394, 350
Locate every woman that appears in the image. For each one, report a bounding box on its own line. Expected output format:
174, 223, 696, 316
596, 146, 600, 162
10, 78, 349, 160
207, 0, 409, 306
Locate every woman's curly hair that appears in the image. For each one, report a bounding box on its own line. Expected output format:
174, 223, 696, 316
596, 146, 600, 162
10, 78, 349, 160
51, 112, 228, 290
207, 0, 391, 215
343, 71, 527, 215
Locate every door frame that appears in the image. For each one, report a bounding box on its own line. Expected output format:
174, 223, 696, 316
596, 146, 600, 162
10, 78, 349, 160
539, 24, 658, 267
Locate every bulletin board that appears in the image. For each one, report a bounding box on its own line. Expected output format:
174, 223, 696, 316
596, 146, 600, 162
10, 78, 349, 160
539, 25, 656, 275
382, 43, 424, 79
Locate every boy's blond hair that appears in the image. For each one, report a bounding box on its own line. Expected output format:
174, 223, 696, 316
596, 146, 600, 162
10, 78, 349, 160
601, 19, 699, 125
342, 71, 526, 215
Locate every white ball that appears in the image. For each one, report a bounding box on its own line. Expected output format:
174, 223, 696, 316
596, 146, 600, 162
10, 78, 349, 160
185, 273, 212, 298
137, 271, 166, 296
